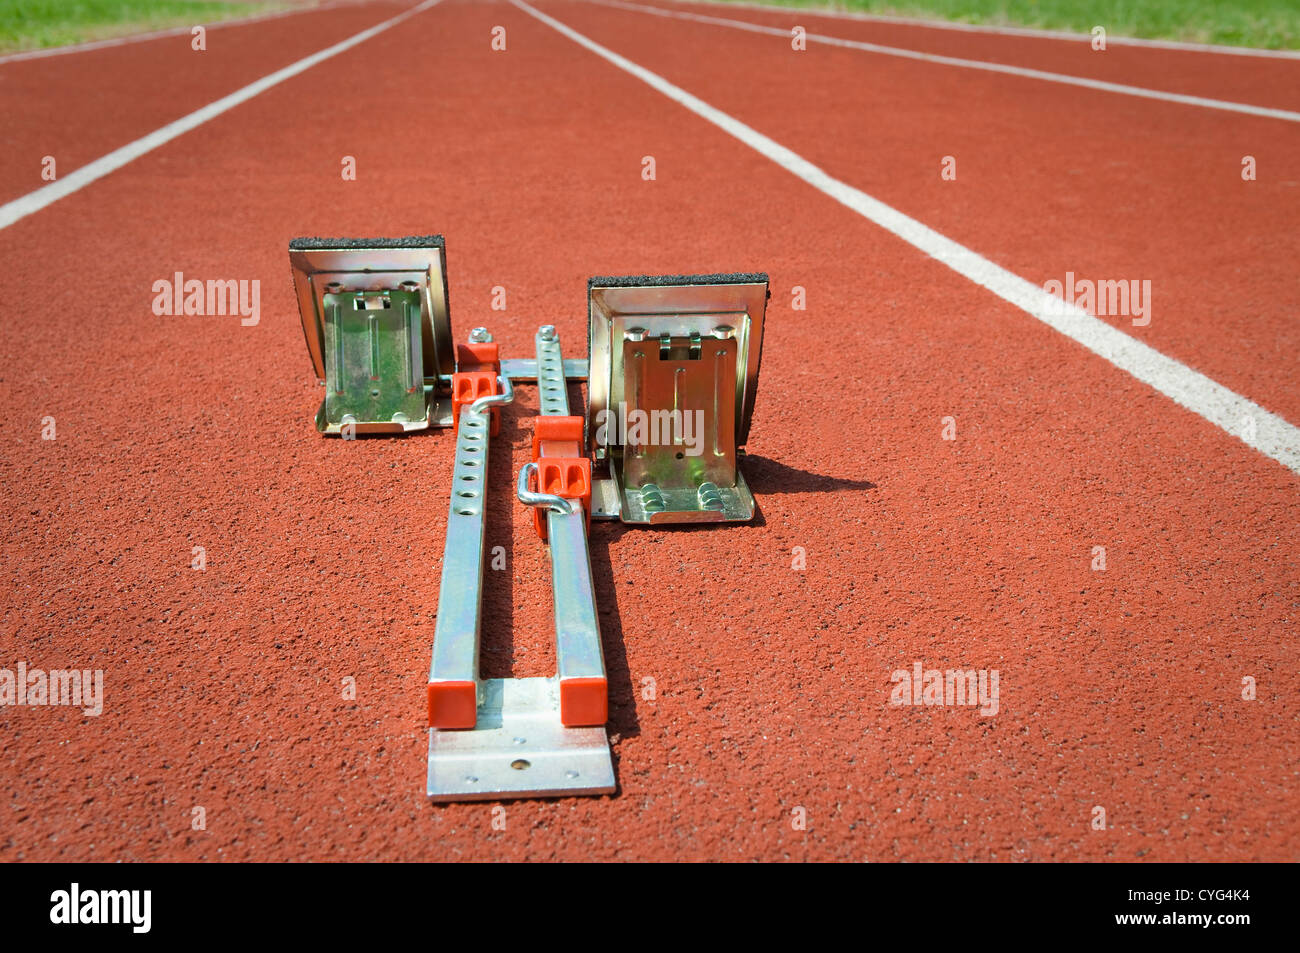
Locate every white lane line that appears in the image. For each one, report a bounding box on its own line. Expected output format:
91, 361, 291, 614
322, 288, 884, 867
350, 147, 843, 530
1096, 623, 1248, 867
581, 0, 1300, 123
667, 0, 1300, 60
0, 0, 443, 232
0, 0, 360, 65
515, 0, 1300, 473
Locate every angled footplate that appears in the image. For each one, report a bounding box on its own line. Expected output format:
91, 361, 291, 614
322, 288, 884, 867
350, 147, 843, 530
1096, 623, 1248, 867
290, 235, 455, 434
586, 274, 768, 523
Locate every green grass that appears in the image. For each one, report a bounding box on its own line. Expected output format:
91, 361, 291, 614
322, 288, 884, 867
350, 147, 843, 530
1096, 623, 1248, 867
717, 0, 1300, 49
0, 0, 288, 53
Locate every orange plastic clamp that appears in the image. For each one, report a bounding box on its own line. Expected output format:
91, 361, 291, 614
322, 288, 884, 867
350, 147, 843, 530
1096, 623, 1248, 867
560, 676, 608, 727
451, 371, 500, 435
456, 341, 500, 371
530, 416, 591, 540
530, 414, 583, 459
427, 680, 476, 729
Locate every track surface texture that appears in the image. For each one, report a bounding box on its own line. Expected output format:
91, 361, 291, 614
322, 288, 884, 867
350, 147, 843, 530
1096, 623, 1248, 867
1, 0, 1296, 862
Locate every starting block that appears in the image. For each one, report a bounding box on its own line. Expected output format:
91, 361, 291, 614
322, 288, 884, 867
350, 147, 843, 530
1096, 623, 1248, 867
290, 235, 454, 434
587, 274, 767, 523
289, 236, 768, 801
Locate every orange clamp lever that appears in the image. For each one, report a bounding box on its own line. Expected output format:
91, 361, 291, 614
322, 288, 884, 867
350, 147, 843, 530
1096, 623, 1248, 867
451, 339, 502, 435
529, 415, 591, 540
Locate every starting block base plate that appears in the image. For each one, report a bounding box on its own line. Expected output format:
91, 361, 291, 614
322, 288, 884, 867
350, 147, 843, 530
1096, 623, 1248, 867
426, 677, 615, 801
617, 469, 755, 524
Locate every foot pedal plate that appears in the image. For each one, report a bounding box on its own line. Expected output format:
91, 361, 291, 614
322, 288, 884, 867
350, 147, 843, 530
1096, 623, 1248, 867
289, 235, 455, 434
587, 273, 768, 523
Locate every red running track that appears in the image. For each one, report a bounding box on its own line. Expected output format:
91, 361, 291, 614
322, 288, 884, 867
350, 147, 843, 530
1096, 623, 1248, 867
0, 0, 1295, 861
637, 0, 1300, 112
0, 1, 404, 204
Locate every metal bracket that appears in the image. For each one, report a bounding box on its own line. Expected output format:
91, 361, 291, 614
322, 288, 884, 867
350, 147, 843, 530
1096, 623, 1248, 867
586, 274, 768, 523
502, 357, 588, 382
427, 677, 614, 800
290, 236, 455, 434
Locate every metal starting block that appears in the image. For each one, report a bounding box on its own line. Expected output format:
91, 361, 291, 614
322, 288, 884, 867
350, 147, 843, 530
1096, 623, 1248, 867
587, 274, 768, 523
289, 237, 768, 802
290, 236, 455, 434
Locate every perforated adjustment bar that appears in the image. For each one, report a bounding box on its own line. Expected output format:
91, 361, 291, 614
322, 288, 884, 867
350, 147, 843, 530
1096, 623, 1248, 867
518, 327, 607, 727
427, 346, 513, 729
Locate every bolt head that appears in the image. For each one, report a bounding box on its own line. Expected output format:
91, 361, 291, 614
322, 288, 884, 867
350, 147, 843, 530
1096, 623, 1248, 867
538, 325, 557, 341
468, 327, 492, 343
624, 326, 647, 342
712, 325, 734, 340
